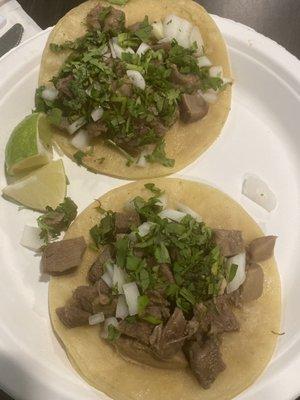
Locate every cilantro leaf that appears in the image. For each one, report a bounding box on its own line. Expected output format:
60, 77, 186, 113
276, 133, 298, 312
145, 140, 175, 167
138, 295, 149, 315
134, 17, 153, 43
107, 325, 120, 342
154, 243, 171, 263
115, 237, 129, 268
37, 197, 78, 243
108, 0, 128, 6
73, 150, 85, 166
142, 315, 162, 325
227, 263, 238, 283
90, 212, 115, 247
144, 183, 163, 196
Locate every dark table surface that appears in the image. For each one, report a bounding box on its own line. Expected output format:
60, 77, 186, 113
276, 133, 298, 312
1, 1, 299, 399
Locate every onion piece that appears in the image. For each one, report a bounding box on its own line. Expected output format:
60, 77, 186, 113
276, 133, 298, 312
137, 221, 155, 237
137, 42, 151, 56
198, 89, 218, 104
123, 282, 140, 316
126, 70, 146, 90
158, 194, 168, 210
116, 295, 129, 319
101, 271, 113, 288
89, 312, 105, 326
91, 106, 104, 122
113, 266, 127, 294
111, 37, 134, 59
209, 65, 223, 78
67, 117, 86, 135
136, 150, 149, 168
189, 26, 204, 53
102, 317, 119, 338
109, 39, 116, 58
242, 175, 277, 212
158, 209, 187, 222
41, 87, 58, 102
163, 14, 182, 42
20, 225, 44, 251
152, 20, 164, 40
70, 129, 89, 150
197, 55, 212, 68
105, 261, 115, 278
176, 202, 202, 222
226, 252, 246, 293
176, 19, 192, 48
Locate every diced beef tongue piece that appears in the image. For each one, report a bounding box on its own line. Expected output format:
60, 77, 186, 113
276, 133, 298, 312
115, 210, 140, 233
184, 336, 226, 389
241, 263, 264, 302
118, 82, 133, 97
248, 236, 277, 262
96, 278, 112, 305
118, 320, 154, 345
179, 93, 209, 123
127, 21, 143, 32
151, 42, 172, 52
150, 307, 187, 359
170, 64, 200, 93
147, 290, 170, 319
86, 121, 108, 138
42, 237, 86, 275
194, 296, 239, 335
72, 285, 99, 313
88, 244, 113, 283
213, 229, 245, 257
159, 263, 175, 283
86, 5, 125, 34
56, 305, 90, 328
56, 75, 73, 98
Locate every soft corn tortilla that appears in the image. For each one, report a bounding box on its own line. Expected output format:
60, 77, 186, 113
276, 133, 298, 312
39, 0, 232, 179
49, 178, 281, 400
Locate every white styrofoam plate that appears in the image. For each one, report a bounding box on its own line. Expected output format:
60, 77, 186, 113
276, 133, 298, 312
0, 16, 300, 400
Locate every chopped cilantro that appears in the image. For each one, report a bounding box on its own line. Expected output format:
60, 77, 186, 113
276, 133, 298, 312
145, 140, 175, 167
73, 150, 85, 166
144, 183, 163, 196
142, 315, 162, 325
154, 243, 171, 263
90, 211, 115, 247
37, 197, 78, 243
138, 295, 149, 315
107, 325, 120, 342
108, 0, 128, 4
227, 263, 238, 283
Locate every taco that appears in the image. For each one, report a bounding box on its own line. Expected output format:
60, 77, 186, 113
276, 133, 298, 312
45, 178, 281, 400
37, 0, 231, 179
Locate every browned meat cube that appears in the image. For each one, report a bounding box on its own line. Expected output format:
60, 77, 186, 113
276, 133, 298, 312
241, 263, 264, 302
248, 236, 277, 262
42, 237, 86, 274
88, 244, 113, 283
72, 285, 99, 313
179, 93, 209, 123
213, 229, 245, 257
184, 336, 226, 389
56, 305, 90, 328
118, 320, 154, 345
115, 211, 140, 233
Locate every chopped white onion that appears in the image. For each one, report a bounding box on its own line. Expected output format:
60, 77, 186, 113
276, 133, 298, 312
123, 282, 140, 316
70, 129, 89, 150
242, 175, 277, 212
113, 266, 127, 294
176, 19, 192, 48
209, 65, 223, 78
135, 152, 149, 168
91, 106, 104, 122
226, 252, 246, 293
152, 20, 164, 40
163, 14, 182, 42
41, 87, 58, 102
158, 209, 187, 222
137, 42, 151, 56
198, 89, 218, 104
222, 77, 233, 85
126, 70, 146, 90
102, 317, 119, 338
105, 261, 115, 278
20, 225, 44, 251
189, 26, 204, 53
116, 295, 129, 319
101, 271, 113, 288
158, 194, 168, 210
197, 55, 212, 68
67, 117, 86, 135
109, 39, 116, 58
111, 37, 135, 59
137, 221, 155, 237
176, 202, 202, 222
89, 312, 105, 326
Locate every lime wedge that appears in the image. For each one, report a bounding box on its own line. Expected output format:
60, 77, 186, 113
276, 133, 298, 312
2, 160, 66, 211
5, 113, 53, 176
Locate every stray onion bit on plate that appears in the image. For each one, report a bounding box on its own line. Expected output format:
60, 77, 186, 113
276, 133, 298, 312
242, 174, 277, 212
20, 225, 44, 251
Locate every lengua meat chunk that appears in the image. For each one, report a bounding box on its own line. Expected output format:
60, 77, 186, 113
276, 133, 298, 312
179, 93, 209, 123
241, 263, 264, 302
213, 229, 245, 257
88, 244, 113, 283
248, 236, 277, 262
42, 237, 86, 274
56, 305, 90, 328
